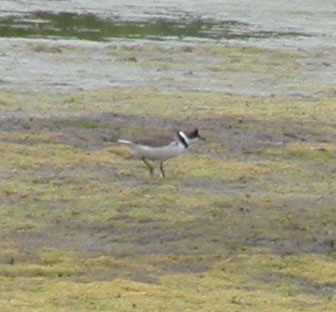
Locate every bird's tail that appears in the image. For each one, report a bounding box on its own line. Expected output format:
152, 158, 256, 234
118, 139, 135, 146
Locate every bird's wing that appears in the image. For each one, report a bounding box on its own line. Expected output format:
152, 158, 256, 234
133, 132, 176, 147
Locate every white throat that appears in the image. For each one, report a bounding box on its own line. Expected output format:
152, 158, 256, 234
178, 131, 190, 147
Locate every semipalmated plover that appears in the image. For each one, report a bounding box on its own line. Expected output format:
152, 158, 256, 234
118, 128, 203, 177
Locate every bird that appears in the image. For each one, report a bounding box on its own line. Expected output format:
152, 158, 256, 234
118, 128, 204, 177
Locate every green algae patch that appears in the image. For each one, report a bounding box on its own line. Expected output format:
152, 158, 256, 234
45, 90, 336, 123
2, 250, 335, 312
2, 85, 336, 124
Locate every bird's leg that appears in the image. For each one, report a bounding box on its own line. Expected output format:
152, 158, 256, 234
159, 162, 166, 178
142, 158, 154, 176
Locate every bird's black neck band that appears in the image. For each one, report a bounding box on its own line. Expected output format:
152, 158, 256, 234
177, 132, 189, 148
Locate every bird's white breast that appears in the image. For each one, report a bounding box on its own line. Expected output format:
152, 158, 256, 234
134, 142, 186, 161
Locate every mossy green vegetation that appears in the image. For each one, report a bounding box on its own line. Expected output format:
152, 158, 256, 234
1, 63, 336, 310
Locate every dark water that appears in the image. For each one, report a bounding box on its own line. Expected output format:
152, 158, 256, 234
0, 12, 310, 42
